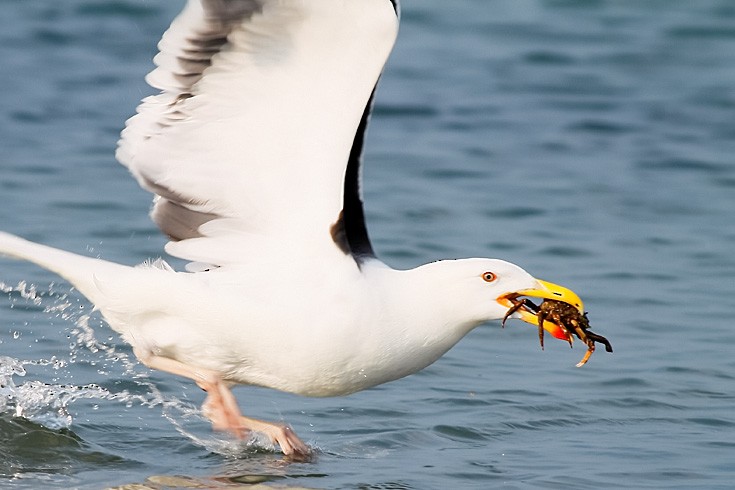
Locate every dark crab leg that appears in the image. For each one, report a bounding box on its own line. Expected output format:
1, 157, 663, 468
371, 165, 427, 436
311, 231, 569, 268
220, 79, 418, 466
575, 330, 613, 367
501, 298, 537, 328
586, 331, 613, 353
536, 309, 547, 351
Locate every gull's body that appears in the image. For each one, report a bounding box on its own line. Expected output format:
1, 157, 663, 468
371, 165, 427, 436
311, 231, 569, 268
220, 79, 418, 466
0, 0, 583, 457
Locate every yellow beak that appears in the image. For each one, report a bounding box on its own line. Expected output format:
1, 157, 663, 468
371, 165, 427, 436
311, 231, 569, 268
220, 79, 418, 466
497, 279, 584, 341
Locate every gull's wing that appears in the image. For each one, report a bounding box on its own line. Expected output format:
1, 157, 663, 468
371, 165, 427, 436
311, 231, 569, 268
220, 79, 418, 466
116, 0, 399, 267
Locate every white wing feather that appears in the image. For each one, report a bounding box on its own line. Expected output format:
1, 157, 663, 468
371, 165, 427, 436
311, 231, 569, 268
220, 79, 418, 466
116, 0, 398, 266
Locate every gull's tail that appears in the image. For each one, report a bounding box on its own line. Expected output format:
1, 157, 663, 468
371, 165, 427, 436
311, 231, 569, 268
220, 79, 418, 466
0, 231, 128, 306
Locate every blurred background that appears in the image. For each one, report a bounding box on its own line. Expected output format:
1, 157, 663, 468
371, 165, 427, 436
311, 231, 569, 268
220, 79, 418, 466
0, 1, 734, 488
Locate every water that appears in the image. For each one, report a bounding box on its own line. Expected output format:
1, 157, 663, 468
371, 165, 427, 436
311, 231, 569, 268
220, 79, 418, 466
1, 0, 734, 488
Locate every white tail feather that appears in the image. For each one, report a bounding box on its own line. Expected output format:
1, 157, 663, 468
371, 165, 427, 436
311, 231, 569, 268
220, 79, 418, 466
0, 231, 129, 306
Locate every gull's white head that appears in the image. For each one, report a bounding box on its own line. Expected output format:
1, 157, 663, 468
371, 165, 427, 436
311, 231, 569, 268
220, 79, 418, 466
410, 258, 582, 341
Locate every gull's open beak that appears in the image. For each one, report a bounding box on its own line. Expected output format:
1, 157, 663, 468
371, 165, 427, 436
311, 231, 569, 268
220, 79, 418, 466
497, 280, 584, 342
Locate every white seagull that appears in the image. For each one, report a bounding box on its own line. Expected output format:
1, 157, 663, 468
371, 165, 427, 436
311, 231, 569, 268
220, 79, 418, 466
0, 0, 584, 457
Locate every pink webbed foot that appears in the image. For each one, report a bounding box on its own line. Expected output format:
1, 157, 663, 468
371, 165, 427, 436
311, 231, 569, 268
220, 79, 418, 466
237, 415, 311, 459
198, 378, 311, 459
132, 351, 311, 458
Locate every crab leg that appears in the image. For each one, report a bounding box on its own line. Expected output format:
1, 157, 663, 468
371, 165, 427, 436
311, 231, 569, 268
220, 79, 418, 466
536, 310, 547, 350
573, 325, 588, 344
501, 299, 527, 328
575, 348, 594, 368
586, 331, 613, 353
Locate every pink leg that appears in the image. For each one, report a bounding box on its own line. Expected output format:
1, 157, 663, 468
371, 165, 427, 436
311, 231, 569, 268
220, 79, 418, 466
134, 349, 310, 457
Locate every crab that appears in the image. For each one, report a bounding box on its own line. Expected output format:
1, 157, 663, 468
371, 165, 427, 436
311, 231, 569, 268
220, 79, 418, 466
501, 295, 612, 367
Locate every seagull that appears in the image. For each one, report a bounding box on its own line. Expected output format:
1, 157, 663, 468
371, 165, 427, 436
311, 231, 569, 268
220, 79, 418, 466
0, 0, 583, 457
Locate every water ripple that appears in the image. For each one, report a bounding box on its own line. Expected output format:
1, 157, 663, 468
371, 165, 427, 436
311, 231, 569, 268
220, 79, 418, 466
3, 0, 735, 488
0, 414, 130, 478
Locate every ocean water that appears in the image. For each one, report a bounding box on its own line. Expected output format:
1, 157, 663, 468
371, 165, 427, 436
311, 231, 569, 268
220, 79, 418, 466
1, 0, 734, 488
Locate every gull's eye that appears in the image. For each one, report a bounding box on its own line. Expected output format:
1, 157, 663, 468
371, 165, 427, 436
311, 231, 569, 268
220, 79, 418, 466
482, 272, 497, 283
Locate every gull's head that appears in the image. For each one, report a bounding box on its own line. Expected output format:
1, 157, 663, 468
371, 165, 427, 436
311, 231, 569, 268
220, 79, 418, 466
424, 258, 581, 342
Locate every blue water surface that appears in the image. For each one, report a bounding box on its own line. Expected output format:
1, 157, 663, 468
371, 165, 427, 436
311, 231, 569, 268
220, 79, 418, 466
1, 1, 734, 489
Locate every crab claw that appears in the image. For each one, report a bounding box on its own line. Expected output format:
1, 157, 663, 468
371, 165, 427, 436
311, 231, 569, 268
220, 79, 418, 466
497, 280, 583, 342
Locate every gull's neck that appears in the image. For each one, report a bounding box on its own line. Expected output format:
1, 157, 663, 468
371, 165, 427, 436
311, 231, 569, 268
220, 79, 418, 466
362, 259, 485, 362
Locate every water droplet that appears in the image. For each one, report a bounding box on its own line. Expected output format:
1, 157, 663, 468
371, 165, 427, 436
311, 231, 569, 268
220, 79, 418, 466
12, 331, 20, 339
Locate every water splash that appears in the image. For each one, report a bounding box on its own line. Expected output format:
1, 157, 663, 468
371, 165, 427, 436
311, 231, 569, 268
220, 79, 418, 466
0, 281, 163, 430
0, 356, 112, 430
1, 280, 281, 456
165, 404, 279, 458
